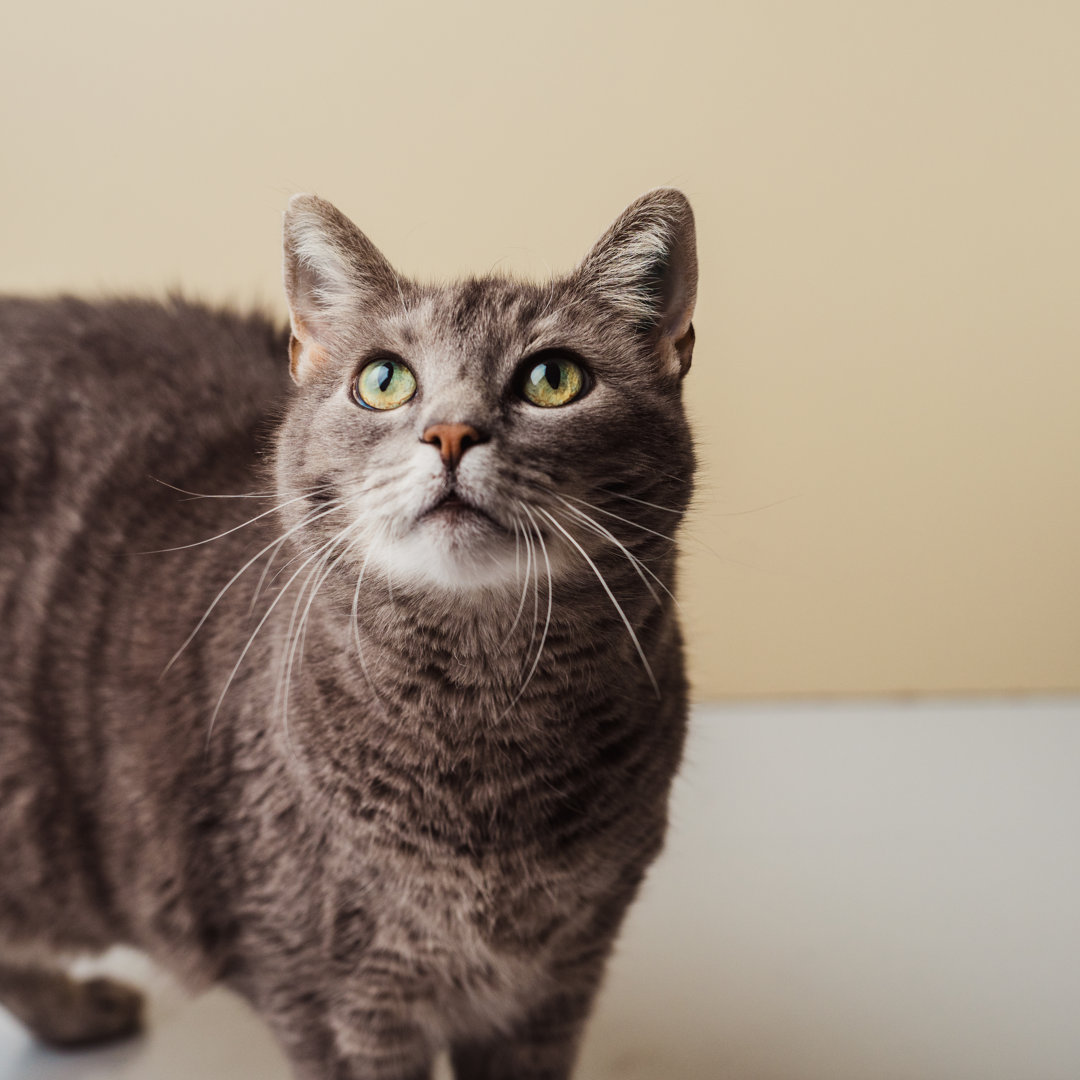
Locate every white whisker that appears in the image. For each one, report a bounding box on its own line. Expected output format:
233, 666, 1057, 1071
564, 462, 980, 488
279, 519, 363, 738
488, 503, 552, 729
563, 493, 678, 545
350, 522, 395, 722
162, 500, 346, 676
504, 513, 533, 644
517, 502, 553, 697
521, 509, 540, 671
536, 506, 660, 699
599, 488, 683, 515
149, 476, 329, 501
135, 488, 330, 555
205, 525, 350, 749
555, 498, 677, 608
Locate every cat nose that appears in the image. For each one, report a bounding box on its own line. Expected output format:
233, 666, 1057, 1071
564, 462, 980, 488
421, 423, 487, 469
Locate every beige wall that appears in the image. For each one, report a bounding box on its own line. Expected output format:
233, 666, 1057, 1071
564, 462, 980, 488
2, 2, 1077, 699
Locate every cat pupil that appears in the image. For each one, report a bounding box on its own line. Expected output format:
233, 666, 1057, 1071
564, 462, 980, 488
545, 362, 561, 390
377, 363, 394, 392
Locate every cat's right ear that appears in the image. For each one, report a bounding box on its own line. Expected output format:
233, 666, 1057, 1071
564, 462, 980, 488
282, 194, 398, 384
574, 188, 698, 378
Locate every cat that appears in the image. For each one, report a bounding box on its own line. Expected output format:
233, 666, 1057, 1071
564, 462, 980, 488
0, 188, 698, 1079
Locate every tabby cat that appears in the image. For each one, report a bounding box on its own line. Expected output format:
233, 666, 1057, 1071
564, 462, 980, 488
0, 188, 697, 1079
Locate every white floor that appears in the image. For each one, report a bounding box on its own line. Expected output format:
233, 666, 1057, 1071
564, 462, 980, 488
2, 698, 1079, 1080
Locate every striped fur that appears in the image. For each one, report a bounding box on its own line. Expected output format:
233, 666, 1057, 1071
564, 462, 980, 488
0, 190, 697, 1078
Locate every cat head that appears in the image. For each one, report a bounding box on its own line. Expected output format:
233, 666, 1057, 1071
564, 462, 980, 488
275, 190, 697, 596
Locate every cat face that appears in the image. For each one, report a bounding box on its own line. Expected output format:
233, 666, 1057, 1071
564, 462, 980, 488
275, 191, 697, 595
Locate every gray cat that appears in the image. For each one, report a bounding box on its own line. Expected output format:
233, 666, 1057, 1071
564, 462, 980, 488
0, 188, 697, 1079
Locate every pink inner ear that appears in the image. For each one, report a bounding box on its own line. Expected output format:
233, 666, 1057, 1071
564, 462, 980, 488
674, 323, 695, 376
288, 320, 328, 384
288, 333, 304, 381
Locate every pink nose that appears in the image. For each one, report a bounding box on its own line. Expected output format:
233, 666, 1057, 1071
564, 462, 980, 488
421, 423, 485, 469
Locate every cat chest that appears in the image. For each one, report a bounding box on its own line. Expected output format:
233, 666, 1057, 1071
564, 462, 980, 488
322, 838, 605, 1040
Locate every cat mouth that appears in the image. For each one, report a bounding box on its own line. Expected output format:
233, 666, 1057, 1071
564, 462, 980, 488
422, 492, 506, 532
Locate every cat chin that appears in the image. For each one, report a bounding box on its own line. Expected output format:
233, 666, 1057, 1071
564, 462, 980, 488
363, 530, 526, 594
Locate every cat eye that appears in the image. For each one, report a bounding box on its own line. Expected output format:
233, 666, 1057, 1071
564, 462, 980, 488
353, 357, 417, 410
519, 356, 587, 408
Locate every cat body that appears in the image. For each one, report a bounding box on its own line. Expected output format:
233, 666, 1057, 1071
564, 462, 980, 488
0, 191, 697, 1079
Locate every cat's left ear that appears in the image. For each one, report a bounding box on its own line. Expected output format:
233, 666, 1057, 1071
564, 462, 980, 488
575, 188, 698, 376
282, 194, 398, 384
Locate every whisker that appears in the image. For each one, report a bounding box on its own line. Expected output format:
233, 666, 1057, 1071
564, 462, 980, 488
504, 513, 533, 644
205, 525, 349, 749
351, 525, 392, 720
249, 531, 286, 614
492, 503, 553, 725
598, 488, 683, 515
583, 488, 757, 564
276, 542, 327, 720
295, 519, 361, 673
149, 476, 328, 501
135, 488, 331, 555
602, 484, 802, 519
518, 503, 554, 695
279, 519, 362, 737
513, 515, 521, 579
162, 500, 346, 676
563, 493, 678, 545
263, 536, 323, 590
706, 493, 803, 517
657, 470, 692, 485
522, 509, 540, 671
555, 500, 676, 608
536, 506, 660, 699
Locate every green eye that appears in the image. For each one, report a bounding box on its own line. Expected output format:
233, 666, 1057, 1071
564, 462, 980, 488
521, 357, 586, 407
353, 358, 417, 410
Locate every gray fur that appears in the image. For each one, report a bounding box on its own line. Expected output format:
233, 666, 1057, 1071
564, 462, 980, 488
0, 189, 698, 1079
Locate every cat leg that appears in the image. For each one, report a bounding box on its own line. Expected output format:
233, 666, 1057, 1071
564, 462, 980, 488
282, 1030, 433, 1080
450, 987, 594, 1080
261, 986, 433, 1080
449, 920, 626, 1080
325, 1010, 433, 1080
0, 961, 144, 1049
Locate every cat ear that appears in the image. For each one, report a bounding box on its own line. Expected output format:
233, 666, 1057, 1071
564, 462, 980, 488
282, 194, 398, 384
575, 188, 698, 376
